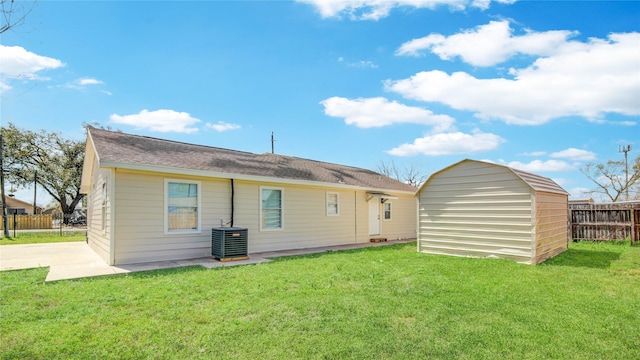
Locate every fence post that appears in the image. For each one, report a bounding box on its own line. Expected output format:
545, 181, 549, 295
632, 208, 637, 245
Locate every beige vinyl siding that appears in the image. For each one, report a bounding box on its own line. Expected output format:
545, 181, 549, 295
378, 195, 417, 241
234, 181, 362, 253
113, 170, 231, 265
534, 191, 568, 264
418, 161, 534, 263
109, 170, 416, 264
86, 157, 111, 263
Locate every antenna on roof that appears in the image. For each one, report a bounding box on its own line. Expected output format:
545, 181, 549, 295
271, 131, 275, 154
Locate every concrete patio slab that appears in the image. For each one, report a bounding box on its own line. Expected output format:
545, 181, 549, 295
0, 239, 415, 282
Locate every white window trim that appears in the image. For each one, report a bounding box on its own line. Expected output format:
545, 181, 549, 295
326, 192, 339, 216
164, 179, 202, 235
260, 186, 284, 231
383, 201, 392, 221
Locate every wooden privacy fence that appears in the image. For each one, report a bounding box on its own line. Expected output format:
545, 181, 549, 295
0, 214, 53, 230
569, 202, 640, 244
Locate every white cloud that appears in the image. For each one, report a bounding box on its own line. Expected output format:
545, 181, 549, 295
337, 57, 378, 68
320, 96, 455, 131
396, 20, 577, 66
521, 151, 547, 157
78, 78, 103, 86
348, 60, 378, 68
0, 45, 64, 90
387, 32, 640, 125
387, 130, 504, 156
297, 0, 514, 20
549, 177, 570, 187
567, 187, 597, 200
550, 148, 596, 161
206, 121, 241, 132
110, 109, 201, 134
503, 159, 575, 172
56, 77, 105, 91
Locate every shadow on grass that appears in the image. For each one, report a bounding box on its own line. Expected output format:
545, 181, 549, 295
120, 265, 209, 279
542, 248, 621, 269
269, 242, 413, 263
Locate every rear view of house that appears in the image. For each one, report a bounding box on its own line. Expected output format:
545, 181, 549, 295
417, 159, 568, 265
80, 128, 417, 265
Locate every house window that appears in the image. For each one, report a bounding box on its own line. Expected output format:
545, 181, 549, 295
261, 187, 283, 230
326, 192, 339, 216
101, 182, 107, 231
165, 180, 201, 233
383, 202, 392, 220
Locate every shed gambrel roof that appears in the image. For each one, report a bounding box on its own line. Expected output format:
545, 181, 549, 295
82, 127, 416, 193
418, 159, 569, 195
509, 166, 569, 195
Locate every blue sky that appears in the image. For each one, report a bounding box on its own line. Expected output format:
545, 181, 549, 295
1, 0, 639, 206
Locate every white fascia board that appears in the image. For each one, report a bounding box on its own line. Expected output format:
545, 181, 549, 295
99, 161, 415, 195
80, 132, 99, 194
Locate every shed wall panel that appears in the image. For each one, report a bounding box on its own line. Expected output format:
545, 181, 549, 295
533, 191, 568, 264
418, 161, 535, 263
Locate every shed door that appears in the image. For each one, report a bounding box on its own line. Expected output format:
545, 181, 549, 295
369, 200, 381, 236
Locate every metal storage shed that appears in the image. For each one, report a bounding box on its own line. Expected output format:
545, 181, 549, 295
417, 159, 569, 265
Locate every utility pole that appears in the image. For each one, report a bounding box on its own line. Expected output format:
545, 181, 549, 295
619, 144, 632, 201
0, 134, 9, 237
33, 170, 37, 214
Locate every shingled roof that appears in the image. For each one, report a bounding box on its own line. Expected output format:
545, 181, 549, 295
85, 127, 416, 193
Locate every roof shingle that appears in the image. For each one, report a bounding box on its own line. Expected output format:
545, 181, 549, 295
88, 127, 416, 193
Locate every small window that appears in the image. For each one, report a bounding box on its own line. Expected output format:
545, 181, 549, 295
326, 192, 339, 216
261, 187, 283, 230
165, 180, 201, 233
383, 202, 392, 220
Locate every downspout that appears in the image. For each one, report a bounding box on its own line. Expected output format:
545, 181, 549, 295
230, 178, 235, 227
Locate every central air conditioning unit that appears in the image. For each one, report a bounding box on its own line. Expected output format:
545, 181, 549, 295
211, 227, 249, 261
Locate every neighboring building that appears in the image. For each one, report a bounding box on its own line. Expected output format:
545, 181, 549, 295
80, 128, 417, 265
3, 195, 42, 215
416, 159, 569, 265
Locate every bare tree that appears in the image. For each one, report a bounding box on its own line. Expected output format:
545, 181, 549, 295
1, 0, 37, 34
581, 155, 640, 202
377, 160, 427, 188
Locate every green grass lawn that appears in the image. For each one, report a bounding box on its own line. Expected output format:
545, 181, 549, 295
0, 231, 86, 245
1, 241, 638, 359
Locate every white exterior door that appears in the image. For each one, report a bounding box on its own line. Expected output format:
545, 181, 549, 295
369, 199, 381, 236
